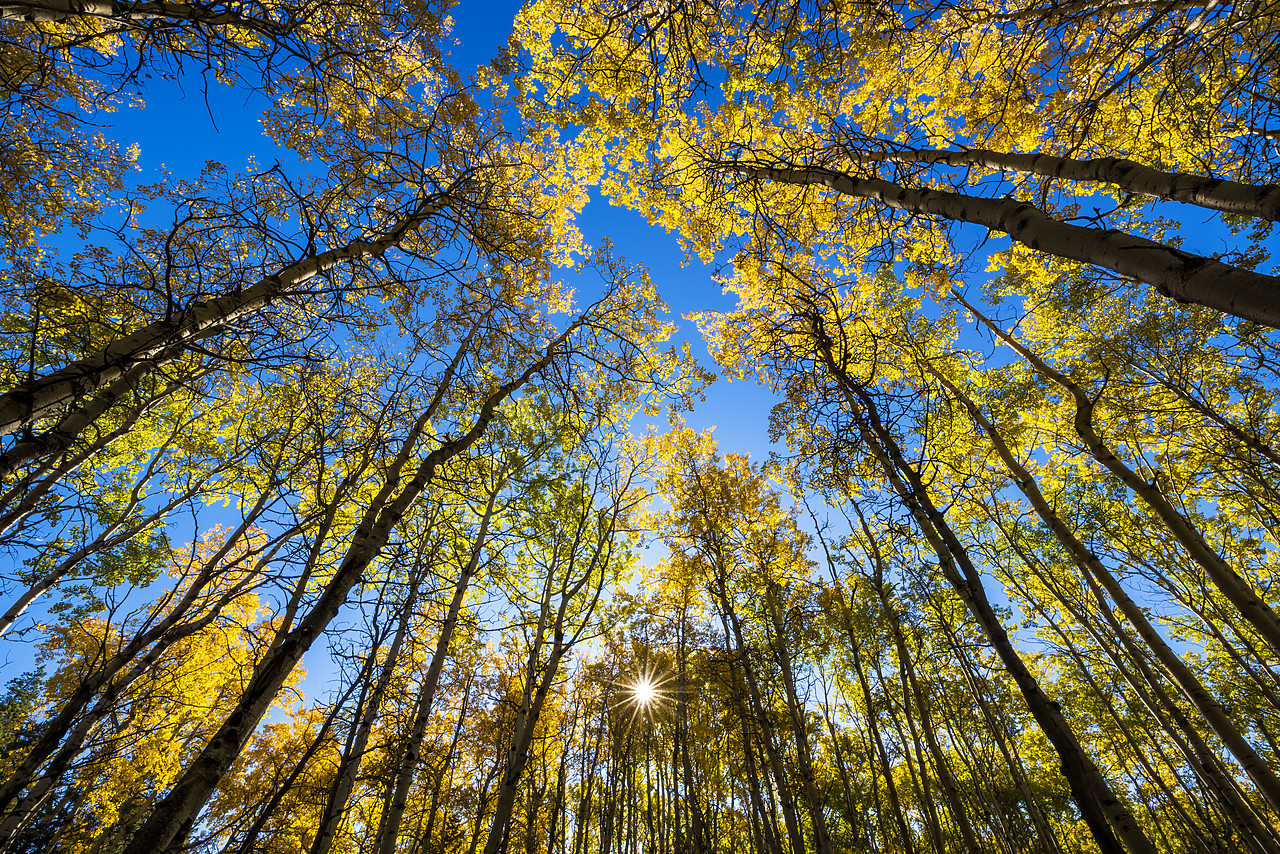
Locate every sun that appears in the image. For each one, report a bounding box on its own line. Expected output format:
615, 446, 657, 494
633, 676, 657, 707
609, 666, 671, 728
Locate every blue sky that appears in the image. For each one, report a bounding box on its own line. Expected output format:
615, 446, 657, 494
99, 0, 783, 463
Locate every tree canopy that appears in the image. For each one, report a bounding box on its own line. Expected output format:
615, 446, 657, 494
1, 0, 1279, 852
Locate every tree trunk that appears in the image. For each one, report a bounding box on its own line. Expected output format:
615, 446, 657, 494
731, 163, 1280, 327
120, 321, 575, 854
368, 487, 501, 854
0, 190, 456, 440
308, 570, 426, 854
927, 359, 1280, 816
956, 291, 1280, 656
0, 495, 275, 819
714, 598, 805, 854
761, 582, 836, 854
809, 318, 1154, 854
848, 146, 1280, 221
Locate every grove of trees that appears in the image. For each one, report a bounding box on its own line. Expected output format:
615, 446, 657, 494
1, 0, 1279, 852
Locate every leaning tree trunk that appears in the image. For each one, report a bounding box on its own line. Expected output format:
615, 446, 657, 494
119, 320, 577, 854
232, 674, 366, 854
809, 319, 1155, 854
728, 162, 1280, 327
0, 0, 291, 29
955, 291, 1280, 658
847, 146, 1280, 221
927, 360, 1280, 816
367, 487, 501, 854
0, 494, 274, 821
307, 569, 427, 854
0, 189, 457, 441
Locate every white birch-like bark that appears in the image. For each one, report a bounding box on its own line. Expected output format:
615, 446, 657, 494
849, 147, 1280, 221
809, 321, 1155, 854
956, 290, 1280, 656
730, 163, 1280, 327
0, 0, 287, 30
119, 316, 580, 854
928, 362, 1280, 818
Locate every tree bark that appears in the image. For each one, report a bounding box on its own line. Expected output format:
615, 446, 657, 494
119, 318, 577, 854
307, 570, 426, 854
956, 290, 1280, 656
730, 162, 1280, 327
848, 146, 1280, 221
367, 486, 500, 854
0, 189, 456, 440
927, 359, 1280, 816
809, 317, 1155, 854
0, 0, 291, 31
761, 583, 837, 854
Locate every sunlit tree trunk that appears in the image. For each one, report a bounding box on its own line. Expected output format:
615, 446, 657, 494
120, 324, 571, 854
481, 484, 617, 854
0, 190, 457, 441
230, 677, 366, 854
868, 564, 982, 853
927, 360, 1280, 817
845, 146, 1280, 221
824, 575, 918, 854
730, 163, 1280, 327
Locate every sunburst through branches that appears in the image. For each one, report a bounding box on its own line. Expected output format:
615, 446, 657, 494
605, 664, 675, 734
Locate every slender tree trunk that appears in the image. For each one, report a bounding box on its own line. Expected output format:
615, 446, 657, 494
369, 487, 501, 854
956, 291, 1280, 656
308, 570, 427, 854
1126, 361, 1280, 469
1021, 588, 1235, 854
420, 672, 474, 854
846, 146, 1280, 221
827, 578, 918, 854
761, 582, 836, 854
120, 322, 575, 854
927, 360, 1280, 815
228, 678, 364, 854
0, 495, 274, 822
809, 318, 1154, 854
674, 604, 708, 854
818, 689, 866, 850
729, 658, 784, 854
482, 499, 615, 854
931, 602, 1066, 854
0, 190, 457, 440
729, 163, 1280, 326
0, 582, 251, 850
872, 574, 982, 853
715, 599, 805, 854
876, 652, 947, 852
